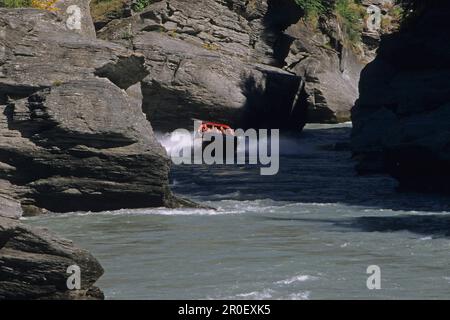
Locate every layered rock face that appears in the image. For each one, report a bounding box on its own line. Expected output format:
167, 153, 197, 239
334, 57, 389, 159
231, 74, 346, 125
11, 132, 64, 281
283, 0, 401, 123
0, 215, 104, 299
97, 0, 391, 131
351, 2, 450, 193
98, 0, 307, 131
282, 9, 363, 123
0, 9, 177, 213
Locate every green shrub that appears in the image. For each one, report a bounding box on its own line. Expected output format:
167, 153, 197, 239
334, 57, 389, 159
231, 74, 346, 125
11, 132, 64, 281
294, 0, 328, 19
131, 0, 153, 12
0, 0, 58, 10
294, 0, 365, 44
0, 0, 32, 7
335, 0, 365, 43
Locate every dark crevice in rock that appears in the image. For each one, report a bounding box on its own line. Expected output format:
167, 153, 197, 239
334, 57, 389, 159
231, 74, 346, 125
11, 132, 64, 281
241, 70, 305, 131
0, 85, 48, 106
33, 191, 166, 213
263, 0, 303, 67
94, 54, 149, 90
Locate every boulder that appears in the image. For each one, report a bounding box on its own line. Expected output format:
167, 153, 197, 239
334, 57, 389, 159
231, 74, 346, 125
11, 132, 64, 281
283, 18, 364, 123
0, 216, 104, 300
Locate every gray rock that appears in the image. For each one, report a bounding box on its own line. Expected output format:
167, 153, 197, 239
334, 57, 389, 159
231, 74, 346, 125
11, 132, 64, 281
0, 195, 22, 219
0, 9, 180, 212
135, 32, 305, 131
95, 0, 400, 128
98, 0, 307, 131
54, 0, 97, 39
351, 2, 450, 193
0, 9, 142, 102
0, 216, 104, 300
283, 18, 364, 123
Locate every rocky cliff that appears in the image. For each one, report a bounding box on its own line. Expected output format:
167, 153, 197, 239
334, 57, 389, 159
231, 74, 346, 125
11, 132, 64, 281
95, 0, 397, 131
0, 8, 181, 214
351, 0, 450, 193
97, 0, 304, 131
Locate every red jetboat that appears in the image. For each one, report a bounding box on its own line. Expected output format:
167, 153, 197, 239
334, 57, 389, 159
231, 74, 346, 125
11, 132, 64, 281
196, 121, 237, 155
197, 121, 235, 136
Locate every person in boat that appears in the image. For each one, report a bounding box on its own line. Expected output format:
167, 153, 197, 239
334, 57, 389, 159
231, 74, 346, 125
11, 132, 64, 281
198, 122, 235, 136
197, 121, 237, 156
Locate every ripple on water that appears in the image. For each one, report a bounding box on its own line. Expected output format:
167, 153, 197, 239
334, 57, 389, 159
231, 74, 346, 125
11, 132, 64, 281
24, 124, 450, 299
275, 274, 319, 285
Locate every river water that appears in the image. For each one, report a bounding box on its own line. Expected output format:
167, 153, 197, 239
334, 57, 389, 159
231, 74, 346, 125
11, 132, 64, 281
26, 124, 450, 299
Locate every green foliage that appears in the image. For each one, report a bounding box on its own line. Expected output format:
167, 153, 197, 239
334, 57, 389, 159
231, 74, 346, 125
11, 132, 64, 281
294, 0, 328, 19
335, 0, 365, 43
91, 0, 126, 25
0, 0, 31, 8
121, 30, 134, 40
0, 0, 58, 10
390, 5, 404, 19
294, 0, 365, 44
131, 0, 153, 12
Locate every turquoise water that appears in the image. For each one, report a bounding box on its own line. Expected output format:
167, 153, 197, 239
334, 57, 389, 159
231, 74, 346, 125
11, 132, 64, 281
26, 124, 450, 299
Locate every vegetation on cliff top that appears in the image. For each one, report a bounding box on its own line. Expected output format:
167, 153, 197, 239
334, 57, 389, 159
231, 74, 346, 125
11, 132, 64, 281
131, 0, 155, 12
0, 0, 429, 45
294, 0, 428, 44
294, 0, 329, 18
0, 0, 30, 7
90, 0, 126, 25
294, 0, 366, 43
89, 0, 157, 30
0, 0, 57, 10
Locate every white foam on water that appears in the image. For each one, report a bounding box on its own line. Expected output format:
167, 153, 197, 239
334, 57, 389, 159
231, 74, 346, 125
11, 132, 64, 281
26, 198, 313, 220
156, 130, 248, 158
275, 274, 318, 285
233, 288, 311, 300
304, 122, 352, 130
287, 291, 311, 300
209, 199, 296, 215
155, 131, 195, 158
34, 207, 227, 218
155, 130, 316, 159
235, 288, 275, 299
304, 202, 339, 207
206, 191, 242, 200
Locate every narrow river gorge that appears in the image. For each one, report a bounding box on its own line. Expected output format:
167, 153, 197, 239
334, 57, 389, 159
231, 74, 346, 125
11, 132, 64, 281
26, 124, 450, 299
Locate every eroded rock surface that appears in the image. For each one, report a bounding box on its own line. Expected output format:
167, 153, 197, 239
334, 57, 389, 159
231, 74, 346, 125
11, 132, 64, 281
98, 0, 306, 131
94, 0, 400, 129
0, 9, 178, 213
0, 215, 104, 300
